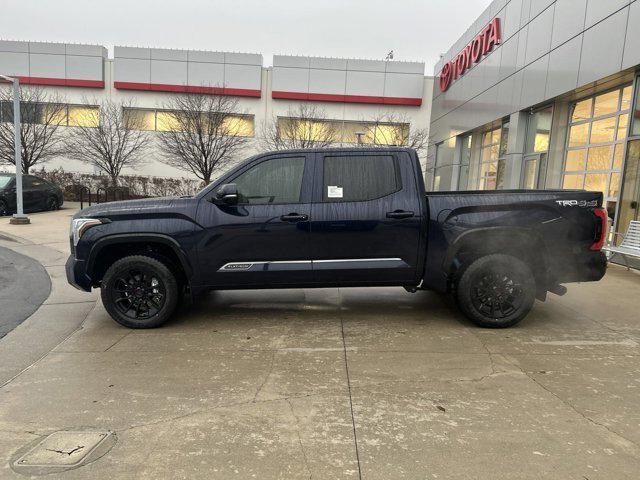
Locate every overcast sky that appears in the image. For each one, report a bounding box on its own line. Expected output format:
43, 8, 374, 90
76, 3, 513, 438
1, 0, 491, 74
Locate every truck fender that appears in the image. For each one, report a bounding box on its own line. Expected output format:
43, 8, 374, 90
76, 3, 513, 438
86, 233, 194, 279
443, 227, 547, 274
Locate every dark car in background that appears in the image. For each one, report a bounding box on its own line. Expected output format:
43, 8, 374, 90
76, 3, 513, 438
0, 173, 63, 216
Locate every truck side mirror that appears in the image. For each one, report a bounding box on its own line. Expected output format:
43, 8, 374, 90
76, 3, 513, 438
213, 183, 239, 206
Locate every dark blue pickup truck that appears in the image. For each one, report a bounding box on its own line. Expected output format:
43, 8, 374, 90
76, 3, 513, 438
66, 148, 607, 329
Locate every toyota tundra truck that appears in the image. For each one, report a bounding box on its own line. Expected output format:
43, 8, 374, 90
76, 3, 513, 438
66, 148, 607, 329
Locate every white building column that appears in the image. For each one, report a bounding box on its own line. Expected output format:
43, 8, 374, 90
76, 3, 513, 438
502, 111, 528, 189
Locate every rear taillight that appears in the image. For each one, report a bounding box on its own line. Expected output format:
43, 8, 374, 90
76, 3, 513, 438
591, 208, 607, 251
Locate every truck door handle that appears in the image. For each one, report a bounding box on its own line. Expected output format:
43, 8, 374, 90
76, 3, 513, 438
280, 213, 308, 222
386, 210, 414, 219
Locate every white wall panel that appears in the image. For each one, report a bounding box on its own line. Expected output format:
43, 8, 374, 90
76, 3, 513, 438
519, 54, 548, 108
187, 62, 224, 88
546, 34, 581, 98
384, 73, 423, 99
65, 44, 106, 57
66, 55, 103, 81
225, 52, 261, 66
151, 48, 188, 62
309, 57, 347, 70
498, 34, 519, 81
188, 50, 224, 63
114, 58, 150, 83
0, 51, 29, 76
273, 55, 309, 68
345, 71, 384, 97
524, 4, 553, 65
622, 0, 640, 70
346, 59, 385, 72
503, 0, 523, 40
272, 67, 308, 93
578, 7, 627, 86
386, 61, 424, 75
151, 60, 187, 85
551, 0, 587, 49
308, 69, 346, 95
224, 64, 261, 90
0, 41, 28, 53
29, 42, 64, 55
585, 0, 630, 28
29, 53, 65, 78
114, 46, 150, 60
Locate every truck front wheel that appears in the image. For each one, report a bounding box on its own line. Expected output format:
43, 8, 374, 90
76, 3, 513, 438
101, 255, 179, 329
456, 254, 535, 328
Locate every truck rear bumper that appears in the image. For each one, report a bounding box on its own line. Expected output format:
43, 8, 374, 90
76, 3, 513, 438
553, 251, 607, 284
65, 255, 92, 292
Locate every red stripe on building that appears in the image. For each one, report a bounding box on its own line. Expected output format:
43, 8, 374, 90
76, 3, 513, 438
0, 76, 105, 88
114, 81, 261, 98
272, 91, 421, 106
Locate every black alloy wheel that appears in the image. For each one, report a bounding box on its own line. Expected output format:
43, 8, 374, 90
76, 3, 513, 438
456, 254, 536, 328
470, 269, 524, 319
0, 200, 7, 216
101, 255, 179, 328
111, 267, 166, 320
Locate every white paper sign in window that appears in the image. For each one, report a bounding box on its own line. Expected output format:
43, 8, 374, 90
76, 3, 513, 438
327, 185, 343, 198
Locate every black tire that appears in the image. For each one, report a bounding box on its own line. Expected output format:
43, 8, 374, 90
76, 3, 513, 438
46, 196, 58, 211
456, 254, 535, 328
0, 200, 8, 216
101, 255, 179, 328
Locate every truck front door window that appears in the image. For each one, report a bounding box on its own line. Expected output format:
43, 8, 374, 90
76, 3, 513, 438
234, 156, 305, 204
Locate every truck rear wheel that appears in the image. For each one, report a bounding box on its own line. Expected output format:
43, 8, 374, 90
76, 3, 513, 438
101, 255, 179, 329
456, 254, 535, 328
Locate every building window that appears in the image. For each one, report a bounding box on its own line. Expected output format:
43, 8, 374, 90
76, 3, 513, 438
458, 134, 472, 190
477, 123, 507, 190
562, 86, 632, 212
277, 117, 409, 146
323, 154, 400, 202
0, 102, 99, 127
123, 108, 255, 137
522, 105, 553, 189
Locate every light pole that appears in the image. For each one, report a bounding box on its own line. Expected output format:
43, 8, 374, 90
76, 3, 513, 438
0, 74, 29, 224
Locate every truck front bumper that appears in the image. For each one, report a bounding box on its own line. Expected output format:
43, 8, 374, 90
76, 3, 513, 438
65, 255, 92, 292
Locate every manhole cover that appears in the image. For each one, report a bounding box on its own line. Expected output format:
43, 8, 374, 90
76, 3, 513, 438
11, 430, 116, 476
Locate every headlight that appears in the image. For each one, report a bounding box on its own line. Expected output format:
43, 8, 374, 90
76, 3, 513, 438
70, 218, 102, 246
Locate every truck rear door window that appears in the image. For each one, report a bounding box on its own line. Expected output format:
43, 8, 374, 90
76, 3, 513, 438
323, 155, 400, 202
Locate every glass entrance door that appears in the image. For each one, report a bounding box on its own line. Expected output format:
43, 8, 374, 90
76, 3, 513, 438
616, 140, 640, 239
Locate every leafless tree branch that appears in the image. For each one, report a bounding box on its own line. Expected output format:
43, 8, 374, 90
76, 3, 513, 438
259, 104, 341, 150
357, 112, 429, 159
156, 93, 250, 184
0, 86, 68, 173
65, 99, 151, 186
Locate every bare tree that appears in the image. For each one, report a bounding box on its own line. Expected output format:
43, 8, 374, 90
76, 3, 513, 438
0, 86, 68, 173
357, 113, 429, 158
65, 99, 151, 187
156, 93, 250, 184
260, 104, 341, 150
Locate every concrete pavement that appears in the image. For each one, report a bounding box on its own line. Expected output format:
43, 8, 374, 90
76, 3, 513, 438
0, 205, 639, 479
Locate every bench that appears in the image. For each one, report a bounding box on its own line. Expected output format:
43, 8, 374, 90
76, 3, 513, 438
604, 220, 640, 270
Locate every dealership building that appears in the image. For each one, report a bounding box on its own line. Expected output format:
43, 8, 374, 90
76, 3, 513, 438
427, 0, 640, 240
0, 39, 432, 179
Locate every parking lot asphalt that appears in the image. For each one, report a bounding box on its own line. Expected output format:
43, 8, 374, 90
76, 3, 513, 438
0, 243, 50, 338
0, 205, 639, 479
